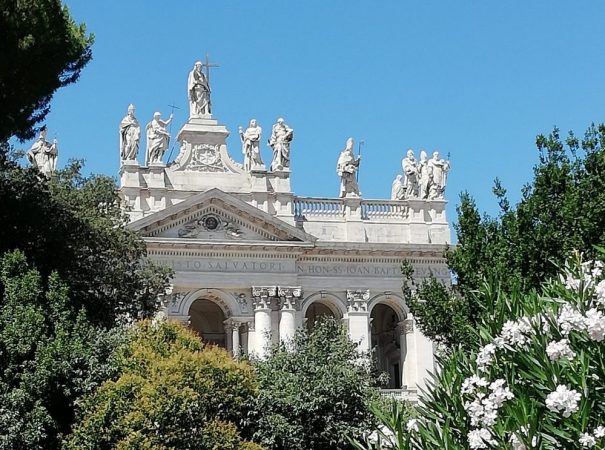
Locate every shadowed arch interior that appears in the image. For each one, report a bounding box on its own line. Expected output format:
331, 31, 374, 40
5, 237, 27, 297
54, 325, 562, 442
371, 303, 402, 389
189, 298, 226, 348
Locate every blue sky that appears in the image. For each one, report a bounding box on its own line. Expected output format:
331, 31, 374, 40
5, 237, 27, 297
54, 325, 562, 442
24, 1, 605, 231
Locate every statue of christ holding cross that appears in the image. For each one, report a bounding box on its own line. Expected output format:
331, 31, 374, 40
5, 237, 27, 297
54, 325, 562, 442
187, 55, 219, 118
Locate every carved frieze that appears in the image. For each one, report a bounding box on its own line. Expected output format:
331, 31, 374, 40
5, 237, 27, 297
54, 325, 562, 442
178, 213, 244, 239
346, 289, 370, 312
171, 142, 230, 172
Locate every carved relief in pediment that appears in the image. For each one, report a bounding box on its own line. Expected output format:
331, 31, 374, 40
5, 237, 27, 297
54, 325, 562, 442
178, 213, 245, 239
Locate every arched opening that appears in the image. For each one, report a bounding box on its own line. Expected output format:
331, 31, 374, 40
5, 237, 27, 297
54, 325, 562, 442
189, 298, 227, 348
305, 301, 338, 331
371, 303, 402, 389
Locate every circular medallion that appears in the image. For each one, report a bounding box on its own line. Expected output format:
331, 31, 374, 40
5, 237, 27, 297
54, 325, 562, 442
203, 215, 219, 230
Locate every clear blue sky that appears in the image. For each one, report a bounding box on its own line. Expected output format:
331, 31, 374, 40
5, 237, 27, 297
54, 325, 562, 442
24, 1, 605, 232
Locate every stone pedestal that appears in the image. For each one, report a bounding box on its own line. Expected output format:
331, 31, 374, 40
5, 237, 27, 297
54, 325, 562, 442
407, 199, 429, 244
120, 160, 141, 188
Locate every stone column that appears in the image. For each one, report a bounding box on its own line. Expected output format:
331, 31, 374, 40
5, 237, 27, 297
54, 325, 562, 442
278, 286, 302, 344
252, 286, 276, 359
231, 321, 242, 358
346, 289, 371, 352
224, 321, 233, 353
401, 317, 417, 390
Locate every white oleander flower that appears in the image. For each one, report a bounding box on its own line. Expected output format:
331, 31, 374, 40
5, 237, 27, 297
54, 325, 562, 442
468, 428, 495, 449
557, 305, 586, 335
500, 317, 533, 347
594, 426, 605, 438
546, 339, 576, 361
585, 308, 605, 342
579, 432, 596, 448
462, 375, 490, 394
406, 418, 419, 432
545, 385, 581, 417
476, 344, 496, 372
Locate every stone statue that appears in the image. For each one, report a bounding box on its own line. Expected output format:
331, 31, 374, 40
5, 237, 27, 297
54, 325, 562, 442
119, 104, 141, 162
239, 119, 264, 171
145, 112, 173, 165
188, 61, 211, 117
428, 151, 450, 199
27, 128, 58, 177
417, 150, 431, 199
391, 175, 404, 200
336, 137, 361, 198
268, 118, 294, 171
402, 149, 419, 198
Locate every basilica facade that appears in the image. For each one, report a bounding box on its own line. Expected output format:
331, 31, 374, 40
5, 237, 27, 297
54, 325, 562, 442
118, 62, 452, 400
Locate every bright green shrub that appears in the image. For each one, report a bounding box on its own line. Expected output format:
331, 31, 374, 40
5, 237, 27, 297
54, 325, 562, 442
64, 320, 262, 450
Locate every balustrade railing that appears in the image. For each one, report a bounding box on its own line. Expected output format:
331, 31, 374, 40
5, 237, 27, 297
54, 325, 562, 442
294, 197, 409, 220
361, 200, 408, 219
294, 197, 345, 218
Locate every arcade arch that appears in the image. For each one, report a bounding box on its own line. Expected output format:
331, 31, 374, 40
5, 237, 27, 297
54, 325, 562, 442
189, 298, 227, 348
302, 293, 346, 331
370, 302, 405, 389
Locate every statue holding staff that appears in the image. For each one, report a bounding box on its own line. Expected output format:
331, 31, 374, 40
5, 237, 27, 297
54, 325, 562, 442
119, 104, 141, 162
336, 137, 361, 198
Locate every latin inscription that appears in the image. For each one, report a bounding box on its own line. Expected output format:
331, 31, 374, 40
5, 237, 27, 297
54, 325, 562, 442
153, 258, 449, 279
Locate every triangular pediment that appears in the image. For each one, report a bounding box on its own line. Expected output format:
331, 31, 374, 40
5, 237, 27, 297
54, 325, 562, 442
129, 188, 316, 243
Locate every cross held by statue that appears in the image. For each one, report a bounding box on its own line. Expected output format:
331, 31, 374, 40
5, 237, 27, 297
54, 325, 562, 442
202, 54, 219, 85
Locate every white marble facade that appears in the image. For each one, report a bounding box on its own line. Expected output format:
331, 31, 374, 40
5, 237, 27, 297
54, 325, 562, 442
119, 62, 452, 400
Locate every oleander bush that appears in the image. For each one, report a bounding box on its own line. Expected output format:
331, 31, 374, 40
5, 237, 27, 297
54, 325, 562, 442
357, 251, 605, 449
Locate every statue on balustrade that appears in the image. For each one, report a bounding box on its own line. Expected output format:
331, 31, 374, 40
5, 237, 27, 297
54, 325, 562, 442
119, 104, 141, 162
391, 175, 404, 200
336, 137, 361, 198
239, 119, 264, 171
145, 112, 173, 165
188, 61, 211, 117
269, 117, 294, 171
417, 150, 431, 199
401, 149, 419, 198
428, 151, 450, 199
27, 127, 58, 177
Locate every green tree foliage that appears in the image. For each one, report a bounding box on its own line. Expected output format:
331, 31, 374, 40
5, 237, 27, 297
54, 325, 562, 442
251, 317, 381, 450
0, 250, 123, 449
407, 123, 605, 349
0, 160, 171, 326
0, 0, 93, 142
65, 320, 263, 450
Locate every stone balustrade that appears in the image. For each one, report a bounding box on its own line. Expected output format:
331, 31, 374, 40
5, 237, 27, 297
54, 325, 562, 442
294, 197, 412, 221
293, 197, 345, 218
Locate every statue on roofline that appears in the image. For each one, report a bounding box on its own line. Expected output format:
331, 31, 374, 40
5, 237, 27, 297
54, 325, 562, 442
119, 103, 141, 162
27, 127, 58, 177
336, 137, 361, 198
269, 117, 294, 171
